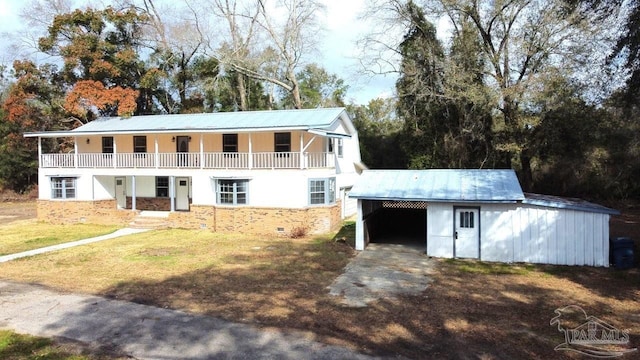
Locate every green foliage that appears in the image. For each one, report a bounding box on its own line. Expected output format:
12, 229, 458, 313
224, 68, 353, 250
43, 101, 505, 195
348, 99, 407, 168
396, 2, 496, 170
280, 63, 348, 109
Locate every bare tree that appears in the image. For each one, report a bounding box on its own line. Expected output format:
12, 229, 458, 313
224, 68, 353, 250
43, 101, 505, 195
205, 0, 261, 110
205, 0, 324, 109
362, 0, 621, 187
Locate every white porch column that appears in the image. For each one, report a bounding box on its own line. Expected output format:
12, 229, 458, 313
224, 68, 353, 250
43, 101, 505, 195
131, 176, 137, 211
170, 176, 176, 212
299, 132, 304, 169
154, 135, 159, 169
199, 134, 204, 169
355, 199, 365, 251
37, 137, 42, 165
248, 133, 253, 169
74, 137, 78, 168
113, 137, 117, 168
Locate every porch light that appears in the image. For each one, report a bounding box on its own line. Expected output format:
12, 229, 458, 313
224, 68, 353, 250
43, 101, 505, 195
172, 136, 175, 142
188, 136, 192, 142
86, 138, 90, 144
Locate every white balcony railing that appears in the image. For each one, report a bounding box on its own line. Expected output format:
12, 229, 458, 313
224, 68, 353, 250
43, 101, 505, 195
40, 152, 335, 170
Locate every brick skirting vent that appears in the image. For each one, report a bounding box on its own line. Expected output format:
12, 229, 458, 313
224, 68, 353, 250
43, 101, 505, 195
381, 201, 427, 209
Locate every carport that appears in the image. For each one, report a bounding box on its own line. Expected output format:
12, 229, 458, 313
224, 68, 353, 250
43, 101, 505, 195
349, 169, 618, 267
356, 200, 426, 248
349, 169, 524, 253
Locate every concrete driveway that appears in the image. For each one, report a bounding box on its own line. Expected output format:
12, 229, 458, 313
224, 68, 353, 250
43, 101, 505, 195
328, 242, 434, 307
0, 280, 381, 360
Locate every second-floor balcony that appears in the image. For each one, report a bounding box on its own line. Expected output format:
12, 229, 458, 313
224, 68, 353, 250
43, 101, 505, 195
41, 151, 335, 170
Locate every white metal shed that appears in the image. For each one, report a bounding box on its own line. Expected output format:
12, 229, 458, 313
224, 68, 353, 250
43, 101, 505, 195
349, 169, 619, 267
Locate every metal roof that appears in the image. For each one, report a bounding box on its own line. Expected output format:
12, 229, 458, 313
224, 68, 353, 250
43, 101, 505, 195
24, 107, 350, 137
349, 169, 525, 202
523, 193, 620, 215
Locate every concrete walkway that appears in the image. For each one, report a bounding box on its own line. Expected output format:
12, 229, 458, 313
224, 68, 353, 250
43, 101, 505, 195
0, 228, 150, 263
328, 243, 434, 307
0, 281, 378, 359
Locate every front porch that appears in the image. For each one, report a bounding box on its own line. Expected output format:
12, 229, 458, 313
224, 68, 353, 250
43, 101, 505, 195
41, 151, 334, 169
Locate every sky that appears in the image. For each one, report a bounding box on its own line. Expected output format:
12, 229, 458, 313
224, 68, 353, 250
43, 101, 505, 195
0, 0, 397, 105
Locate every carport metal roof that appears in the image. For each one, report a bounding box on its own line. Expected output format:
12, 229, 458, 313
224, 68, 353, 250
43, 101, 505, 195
523, 193, 620, 215
349, 169, 525, 203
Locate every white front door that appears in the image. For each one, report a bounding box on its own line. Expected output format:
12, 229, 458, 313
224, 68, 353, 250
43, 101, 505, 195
115, 177, 126, 209
455, 208, 480, 259
176, 177, 190, 211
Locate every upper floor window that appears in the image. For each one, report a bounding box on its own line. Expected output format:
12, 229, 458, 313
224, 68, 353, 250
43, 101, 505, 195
51, 177, 76, 199
223, 134, 238, 153
309, 178, 336, 205
102, 137, 114, 153
133, 136, 147, 153
337, 138, 343, 157
274, 132, 291, 153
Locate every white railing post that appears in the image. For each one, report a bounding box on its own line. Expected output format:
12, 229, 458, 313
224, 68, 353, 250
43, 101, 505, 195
113, 138, 118, 168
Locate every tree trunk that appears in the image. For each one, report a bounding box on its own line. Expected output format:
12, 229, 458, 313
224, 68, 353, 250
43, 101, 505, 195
288, 69, 302, 109
236, 72, 248, 111
519, 151, 533, 192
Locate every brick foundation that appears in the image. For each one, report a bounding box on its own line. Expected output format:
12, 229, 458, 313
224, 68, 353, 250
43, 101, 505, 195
37, 200, 342, 235
37, 199, 137, 226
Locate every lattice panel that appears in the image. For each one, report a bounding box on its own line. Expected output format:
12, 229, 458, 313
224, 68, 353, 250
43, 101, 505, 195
382, 201, 427, 209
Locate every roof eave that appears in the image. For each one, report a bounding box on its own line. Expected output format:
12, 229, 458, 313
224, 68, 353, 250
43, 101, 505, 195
24, 125, 322, 138
348, 196, 522, 203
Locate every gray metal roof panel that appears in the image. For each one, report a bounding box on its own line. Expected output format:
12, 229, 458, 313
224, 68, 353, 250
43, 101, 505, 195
523, 193, 620, 215
349, 169, 525, 202
24, 108, 348, 138
74, 107, 346, 133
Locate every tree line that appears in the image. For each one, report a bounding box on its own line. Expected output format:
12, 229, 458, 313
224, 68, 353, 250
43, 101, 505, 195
1, 0, 639, 203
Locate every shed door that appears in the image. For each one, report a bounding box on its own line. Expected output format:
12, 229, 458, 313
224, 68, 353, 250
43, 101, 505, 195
455, 208, 480, 259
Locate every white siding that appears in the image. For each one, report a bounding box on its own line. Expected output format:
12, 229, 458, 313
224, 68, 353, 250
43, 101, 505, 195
93, 176, 115, 200
427, 203, 454, 257
480, 204, 517, 262
342, 187, 357, 218
423, 202, 611, 267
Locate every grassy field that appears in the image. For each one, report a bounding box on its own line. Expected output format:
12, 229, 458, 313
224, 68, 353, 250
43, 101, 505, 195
0, 329, 127, 359
0, 222, 120, 256
0, 224, 638, 359
0, 202, 638, 359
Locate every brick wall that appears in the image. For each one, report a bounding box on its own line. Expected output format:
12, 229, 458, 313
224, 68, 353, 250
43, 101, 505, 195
37, 200, 137, 226
38, 200, 342, 235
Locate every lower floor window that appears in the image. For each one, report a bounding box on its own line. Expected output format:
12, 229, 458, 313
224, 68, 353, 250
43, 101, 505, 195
309, 177, 335, 205
156, 177, 169, 197
51, 177, 76, 199
217, 179, 248, 205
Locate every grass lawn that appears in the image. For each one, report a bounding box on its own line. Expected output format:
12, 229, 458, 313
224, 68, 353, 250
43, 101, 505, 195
0, 222, 120, 256
0, 223, 638, 359
0, 329, 125, 359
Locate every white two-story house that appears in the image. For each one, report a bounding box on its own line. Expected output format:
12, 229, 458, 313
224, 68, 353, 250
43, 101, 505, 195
24, 107, 362, 234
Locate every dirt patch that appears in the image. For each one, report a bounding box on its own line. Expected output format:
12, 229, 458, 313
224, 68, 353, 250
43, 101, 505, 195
0, 201, 37, 225
0, 206, 638, 359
